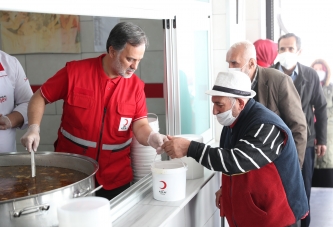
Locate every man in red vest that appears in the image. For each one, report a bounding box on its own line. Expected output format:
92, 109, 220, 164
21, 22, 167, 200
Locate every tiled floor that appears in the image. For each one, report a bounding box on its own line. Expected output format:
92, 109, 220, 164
309, 187, 333, 227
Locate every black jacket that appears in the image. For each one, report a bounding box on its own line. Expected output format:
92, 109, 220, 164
272, 62, 327, 147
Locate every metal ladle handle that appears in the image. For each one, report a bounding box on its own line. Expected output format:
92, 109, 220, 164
31, 151, 36, 177
73, 185, 104, 198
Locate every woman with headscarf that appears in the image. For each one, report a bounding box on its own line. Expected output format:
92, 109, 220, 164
311, 58, 333, 187
253, 39, 278, 68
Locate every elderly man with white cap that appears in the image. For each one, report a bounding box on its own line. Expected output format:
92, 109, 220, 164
162, 71, 309, 227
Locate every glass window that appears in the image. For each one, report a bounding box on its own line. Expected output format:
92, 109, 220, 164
180, 31, 210, 134
174, 14, 213, 143
278, 0, 333, 66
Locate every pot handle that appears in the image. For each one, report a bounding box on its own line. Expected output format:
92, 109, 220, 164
73, 185, 103, 198
13, 204, 50, 218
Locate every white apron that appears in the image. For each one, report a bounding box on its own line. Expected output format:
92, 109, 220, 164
0, 70, 16, 152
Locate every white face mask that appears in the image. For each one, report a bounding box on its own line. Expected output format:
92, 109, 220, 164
278, 52, 298, 70
316, 70, 326, 81
228, 62, 248, 73
216, 99, 237, 126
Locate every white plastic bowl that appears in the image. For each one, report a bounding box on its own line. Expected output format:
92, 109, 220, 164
57, 197, 112, 227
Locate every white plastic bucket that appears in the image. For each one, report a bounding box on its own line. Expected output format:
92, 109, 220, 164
57, 197, 111, 227
151, 159, 188, 201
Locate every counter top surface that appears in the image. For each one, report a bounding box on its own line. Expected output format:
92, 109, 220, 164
112, 169, 216, 227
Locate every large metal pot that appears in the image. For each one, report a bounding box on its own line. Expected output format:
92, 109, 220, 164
0, 152, 99, 227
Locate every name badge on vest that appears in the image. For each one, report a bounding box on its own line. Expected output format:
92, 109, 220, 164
119, 117, 132, 131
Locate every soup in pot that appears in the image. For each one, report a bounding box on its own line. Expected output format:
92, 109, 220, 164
0, 165, 88, 201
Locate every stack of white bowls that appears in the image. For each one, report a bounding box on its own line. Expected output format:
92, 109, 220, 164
131, 113, 161, 183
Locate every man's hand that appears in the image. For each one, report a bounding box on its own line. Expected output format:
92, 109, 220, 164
316, 145, 326, 157
161, 135, 191, 159
20, 124, 40, 152
215, 189, 222, 209
0, 114, 12, 130
147, 131, 168, 154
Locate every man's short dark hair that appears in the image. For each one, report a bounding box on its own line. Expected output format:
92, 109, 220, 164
106, 22, 149, 53
278, 33, 301, 51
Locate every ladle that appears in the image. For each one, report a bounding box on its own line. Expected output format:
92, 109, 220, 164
31, 151, 36, 177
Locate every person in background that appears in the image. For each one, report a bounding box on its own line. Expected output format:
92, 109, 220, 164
20, 22, 167, 200
162, 71, 309, 227
226, 40, 307, 167
0, 50, 33, 153
273, 33, 327, 227
253, 38, 278, 67
311, 59, 333, 188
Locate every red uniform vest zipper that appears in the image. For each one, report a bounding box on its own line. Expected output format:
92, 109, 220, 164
96, 107, 107, 161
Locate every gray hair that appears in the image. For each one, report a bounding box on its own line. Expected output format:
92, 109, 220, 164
229, 40, 257, 62
106, 22, 149, 53
278, 33, 301, 51
228, 97, 248, 103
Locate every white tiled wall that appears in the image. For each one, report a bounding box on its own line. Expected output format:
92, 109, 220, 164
211, 0, 250, 144
211, 0, 229, 143
211, 0, 263, 144
13, 16, 166, 152
245, 0, 266, 42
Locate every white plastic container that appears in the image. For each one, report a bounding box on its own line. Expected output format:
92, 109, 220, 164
147, 113, 159, 132
174, 134, 204, 179
151, 159, 188, 201
57, 197, 112, 227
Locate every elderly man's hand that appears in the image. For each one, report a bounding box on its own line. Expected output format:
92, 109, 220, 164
316, 144, 326, 157
161, 135, 191, 159
215, 189, 222, 209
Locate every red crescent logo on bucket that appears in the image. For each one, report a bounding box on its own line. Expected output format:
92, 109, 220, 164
160, 181, 167, 189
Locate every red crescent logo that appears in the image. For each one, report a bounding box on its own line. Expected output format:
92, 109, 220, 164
160, 181, 167, 189
124, 119, 129, 126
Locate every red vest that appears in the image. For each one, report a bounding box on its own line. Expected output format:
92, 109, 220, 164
55, 57, 147, 190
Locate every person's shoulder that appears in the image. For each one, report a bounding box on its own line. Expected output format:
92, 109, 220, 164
66, 55, 101, 68
258, 66, 289, 81
0, 50, 12, 59
121, 74, 145, 91
261, 66, 286, 76
252, 100, 285, 122
75, 55, 101, 64
0, 50, 8, 58
0, 50, 19, 64
129, 73, 145, 84
120, 73, 145, 84
297, 62, 317, 75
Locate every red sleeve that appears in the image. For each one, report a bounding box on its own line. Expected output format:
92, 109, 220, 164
40, 67, 68, 103
133, 83, 148, 122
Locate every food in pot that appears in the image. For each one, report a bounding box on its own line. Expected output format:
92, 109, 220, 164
0, 165, 88, 201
